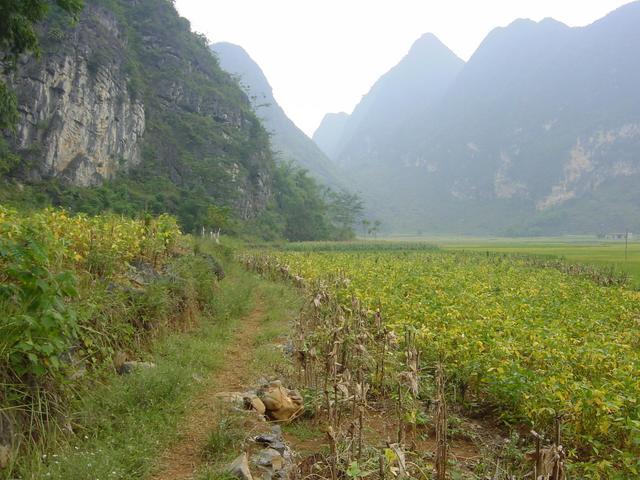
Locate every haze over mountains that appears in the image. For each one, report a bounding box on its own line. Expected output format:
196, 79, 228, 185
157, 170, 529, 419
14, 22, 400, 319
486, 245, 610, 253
315, 1, 640, 235
212, 42, 340, 187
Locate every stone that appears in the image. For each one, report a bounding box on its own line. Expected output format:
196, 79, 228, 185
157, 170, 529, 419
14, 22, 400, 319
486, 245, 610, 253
253, 434, 286, 454
226, 453, 254, 480
117, 361, 157, 375
0, 445, 11, 470
245, 395, 267, 415
258, 381, 304, 422
253, 448, 283, 470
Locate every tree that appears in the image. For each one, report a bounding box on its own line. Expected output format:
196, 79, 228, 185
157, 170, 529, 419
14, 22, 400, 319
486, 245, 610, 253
369, 220, 382, 238
203, 204, 233, 243
361, 219, 371, 236
326, 189, 364, 240
0, 0, 84, 128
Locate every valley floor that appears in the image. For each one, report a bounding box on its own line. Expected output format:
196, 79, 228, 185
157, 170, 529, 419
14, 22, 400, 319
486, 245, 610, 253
19, 234, 636, 479
384, 234, 640, 287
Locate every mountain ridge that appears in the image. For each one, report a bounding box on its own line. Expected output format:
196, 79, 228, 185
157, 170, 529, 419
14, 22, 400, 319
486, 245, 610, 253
212, 42, 341, 187
317, 3, 640, 235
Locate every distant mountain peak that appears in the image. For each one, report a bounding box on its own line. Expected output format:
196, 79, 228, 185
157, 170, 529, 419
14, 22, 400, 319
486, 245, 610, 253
408, 32, 457, 58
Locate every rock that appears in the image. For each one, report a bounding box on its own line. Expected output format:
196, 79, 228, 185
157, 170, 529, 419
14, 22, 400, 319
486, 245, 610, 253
6, 5, 145, 187
253, 448, 284, 470
215, 392, 245, 407
253, 434, 286, 454
245, 394, 267, 415
0, 445, 11, 469
258, 381, 304, 422
117, 361, 157, 375
226, 453, 254, 480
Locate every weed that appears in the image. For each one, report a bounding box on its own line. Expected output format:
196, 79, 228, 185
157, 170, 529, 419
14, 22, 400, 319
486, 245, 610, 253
203, 414, 244, 460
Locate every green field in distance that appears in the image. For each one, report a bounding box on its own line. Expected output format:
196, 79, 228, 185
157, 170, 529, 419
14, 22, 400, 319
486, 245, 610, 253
384, 234, 640, 287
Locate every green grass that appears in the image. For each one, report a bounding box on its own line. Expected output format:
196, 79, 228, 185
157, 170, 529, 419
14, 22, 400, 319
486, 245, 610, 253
281, 421, 322, 442
439, 239, 640, 287
202, 414, 245, 461
373, 234, 640, 287
195, 281, 303, 479
15, 258, 260, 480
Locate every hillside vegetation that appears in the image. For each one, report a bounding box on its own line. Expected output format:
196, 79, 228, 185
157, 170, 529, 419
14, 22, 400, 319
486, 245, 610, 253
0, 0, 361, 242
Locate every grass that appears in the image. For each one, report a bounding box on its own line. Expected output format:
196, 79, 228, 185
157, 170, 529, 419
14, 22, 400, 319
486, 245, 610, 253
195, 281, 303, 479
250, 283, 302, 378
203, 414, 245, 460
15, 257, 260, 480
439, 239, 640, 287
281, 421, 322, 442
371, 234, 640, 287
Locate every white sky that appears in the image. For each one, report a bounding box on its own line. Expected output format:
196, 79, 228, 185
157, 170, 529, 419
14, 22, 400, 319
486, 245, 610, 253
174, 1, 632, 137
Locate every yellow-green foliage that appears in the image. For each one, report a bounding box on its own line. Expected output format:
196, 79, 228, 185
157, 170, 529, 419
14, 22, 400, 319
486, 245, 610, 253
0, 206, 182, 378
254, 250, 640, 478
2, 207, 181, 274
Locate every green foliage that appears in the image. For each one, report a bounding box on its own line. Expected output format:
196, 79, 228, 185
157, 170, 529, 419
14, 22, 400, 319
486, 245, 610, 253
205, 205, 233, 232
0, 224, 78, 377
0, 0, 82, 67
0, 206, 220, 477
325, 189, 364, 240
244, 162, 364, 241
0, 137, 20, 175
0, 82, 19, 130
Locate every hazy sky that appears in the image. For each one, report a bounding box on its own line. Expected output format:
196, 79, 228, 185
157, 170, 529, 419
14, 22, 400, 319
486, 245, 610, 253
174, 1, 631, 137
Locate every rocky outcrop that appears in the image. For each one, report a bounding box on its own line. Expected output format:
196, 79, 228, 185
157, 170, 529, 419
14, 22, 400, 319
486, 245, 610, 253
3, 0, 275, 222
6, 5, 145, 187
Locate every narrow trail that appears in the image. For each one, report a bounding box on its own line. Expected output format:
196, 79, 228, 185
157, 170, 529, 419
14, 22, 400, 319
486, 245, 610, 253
150, 294, 266, 480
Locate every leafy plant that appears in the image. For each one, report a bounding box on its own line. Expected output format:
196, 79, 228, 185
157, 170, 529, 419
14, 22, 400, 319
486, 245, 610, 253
0, 226, 78, 377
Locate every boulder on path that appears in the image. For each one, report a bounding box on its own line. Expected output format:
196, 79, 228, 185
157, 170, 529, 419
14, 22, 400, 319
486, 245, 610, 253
226, 452, 254, 480
257, 381, 304, 422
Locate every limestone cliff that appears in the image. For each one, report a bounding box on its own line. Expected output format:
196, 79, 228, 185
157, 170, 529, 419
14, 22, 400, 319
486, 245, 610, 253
6, 5, 145, 187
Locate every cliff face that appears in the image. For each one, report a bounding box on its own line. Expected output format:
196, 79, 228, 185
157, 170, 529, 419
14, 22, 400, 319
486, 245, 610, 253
3, 0, 274, 222
7, 5, 145, 187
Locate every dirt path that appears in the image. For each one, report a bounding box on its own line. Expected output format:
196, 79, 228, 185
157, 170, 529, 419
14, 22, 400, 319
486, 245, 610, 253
150, 295, 265, 480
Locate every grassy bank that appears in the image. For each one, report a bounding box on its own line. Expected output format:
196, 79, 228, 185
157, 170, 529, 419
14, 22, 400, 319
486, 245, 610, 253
15, 258, 261, 479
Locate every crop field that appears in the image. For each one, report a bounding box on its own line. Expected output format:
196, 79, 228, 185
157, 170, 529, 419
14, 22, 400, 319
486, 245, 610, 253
260, 245, 640, 478
387, 235, 640, 287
